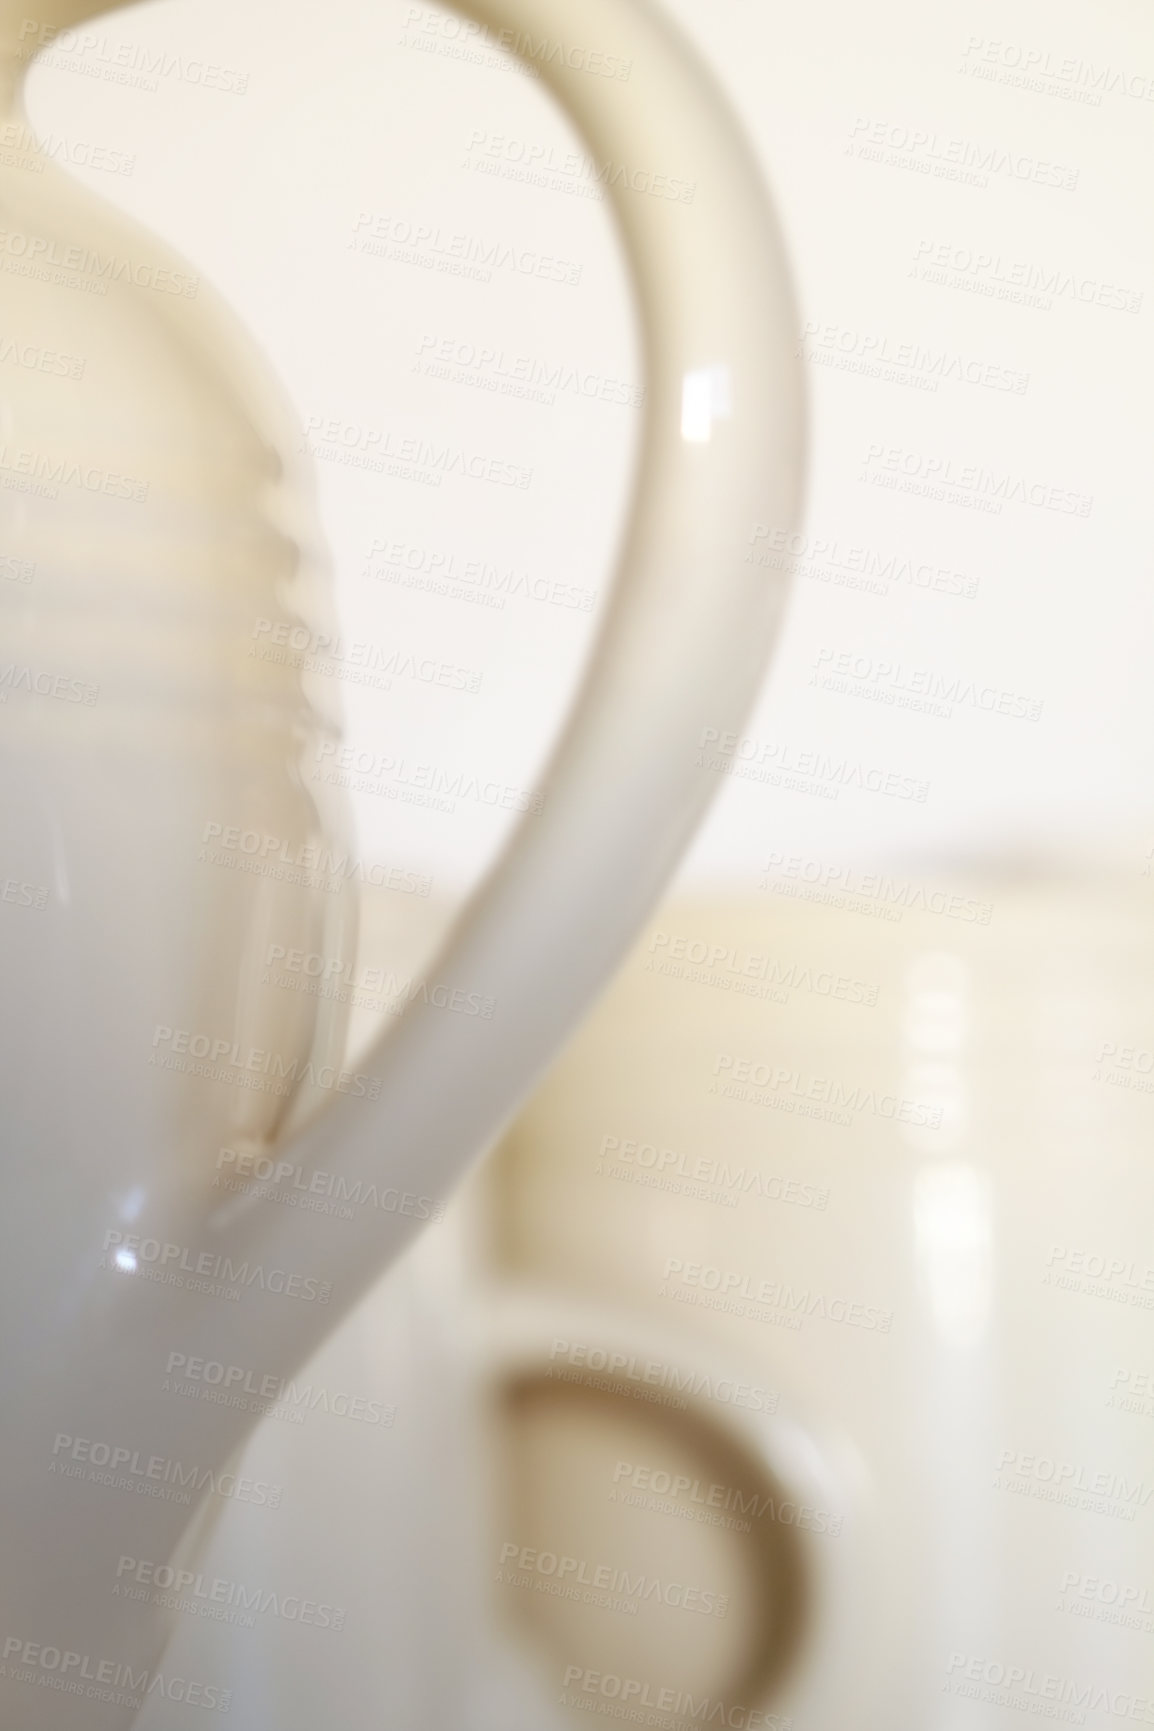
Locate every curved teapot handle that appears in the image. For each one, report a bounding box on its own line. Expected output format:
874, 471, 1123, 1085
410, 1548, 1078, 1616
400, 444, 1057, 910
226, 0, 804, 1320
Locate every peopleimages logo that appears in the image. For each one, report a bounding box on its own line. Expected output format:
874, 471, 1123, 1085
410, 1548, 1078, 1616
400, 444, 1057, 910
1059, 1569, 1153, 1619
0, 329, 86, 377
1044, 1242, 1154, 1305
214, 1145, 444, 1226
1093, 1040, 1154, 1087
647, 930, 879, 1006
847, 114, 1080, 189
49, 1432, 282, 1509
16, 16, 249, 93
746, 523, 978, 600
0, 553, 35, 583
958, 35, 1154, 106
464, 128, 696, 203
102, 1228, 332, 1307
198, 822, 430, 898
911, 237, 1142, 313
401, 4, 633, 81
349, 210, 583, 289
497, 1544, 728, 1617
1110, 1367, 1154, 1411
303, 412, 532, 490
114, 1556, 346, 1633
762, 852, 994, 926
312, 739, 544, 815
363, 535, 595, 612
560, 1669, 791, 1729
163, 1351, 395, 1427
0, 1636, 229, 1715
712, 1055, 942, 1129
0, 661, 98, 705
597, 1134, 829, 1212
0, 442, 148, 502
860, 443, 1092, 517
611, 1462, 844, 1538
660, 1259, 894, 1334
696, 726, 930, 804
1, 877, 48, 910
994, 1448, 1152, 1521
0, 225, 198, 295
148, 1023, 382, 1102
262, 944, 494, 1021
547, 1338, 778, 1416
249, 616, 483, 694
797, 320, 1029, 394
812, 646, 1045, 722
0, 118, 134, 178
945, 1651, 1154, 1723
415, 332, 643, 408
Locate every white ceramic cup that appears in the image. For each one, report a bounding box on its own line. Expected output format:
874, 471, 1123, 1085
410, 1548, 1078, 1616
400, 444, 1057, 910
138, 1238, 869, 1731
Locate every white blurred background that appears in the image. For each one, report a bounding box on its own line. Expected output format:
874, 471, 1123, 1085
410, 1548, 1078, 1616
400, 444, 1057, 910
21, 5, 1154, 1728
26, 0, 1154, 898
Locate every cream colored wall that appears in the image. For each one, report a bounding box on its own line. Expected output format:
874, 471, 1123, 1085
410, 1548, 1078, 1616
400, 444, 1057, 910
24, 0, 1154, 898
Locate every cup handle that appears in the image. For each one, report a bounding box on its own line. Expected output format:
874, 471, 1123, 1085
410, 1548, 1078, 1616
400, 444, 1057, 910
476, 1289, 855, 1720
214, 0, 805, 1341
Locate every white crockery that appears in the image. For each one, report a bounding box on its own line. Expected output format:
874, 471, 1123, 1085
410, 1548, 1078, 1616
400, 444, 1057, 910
0, 0, 803, 1722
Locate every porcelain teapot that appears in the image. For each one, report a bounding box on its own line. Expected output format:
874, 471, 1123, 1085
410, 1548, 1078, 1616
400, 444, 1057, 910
0, 0, 803, 1722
